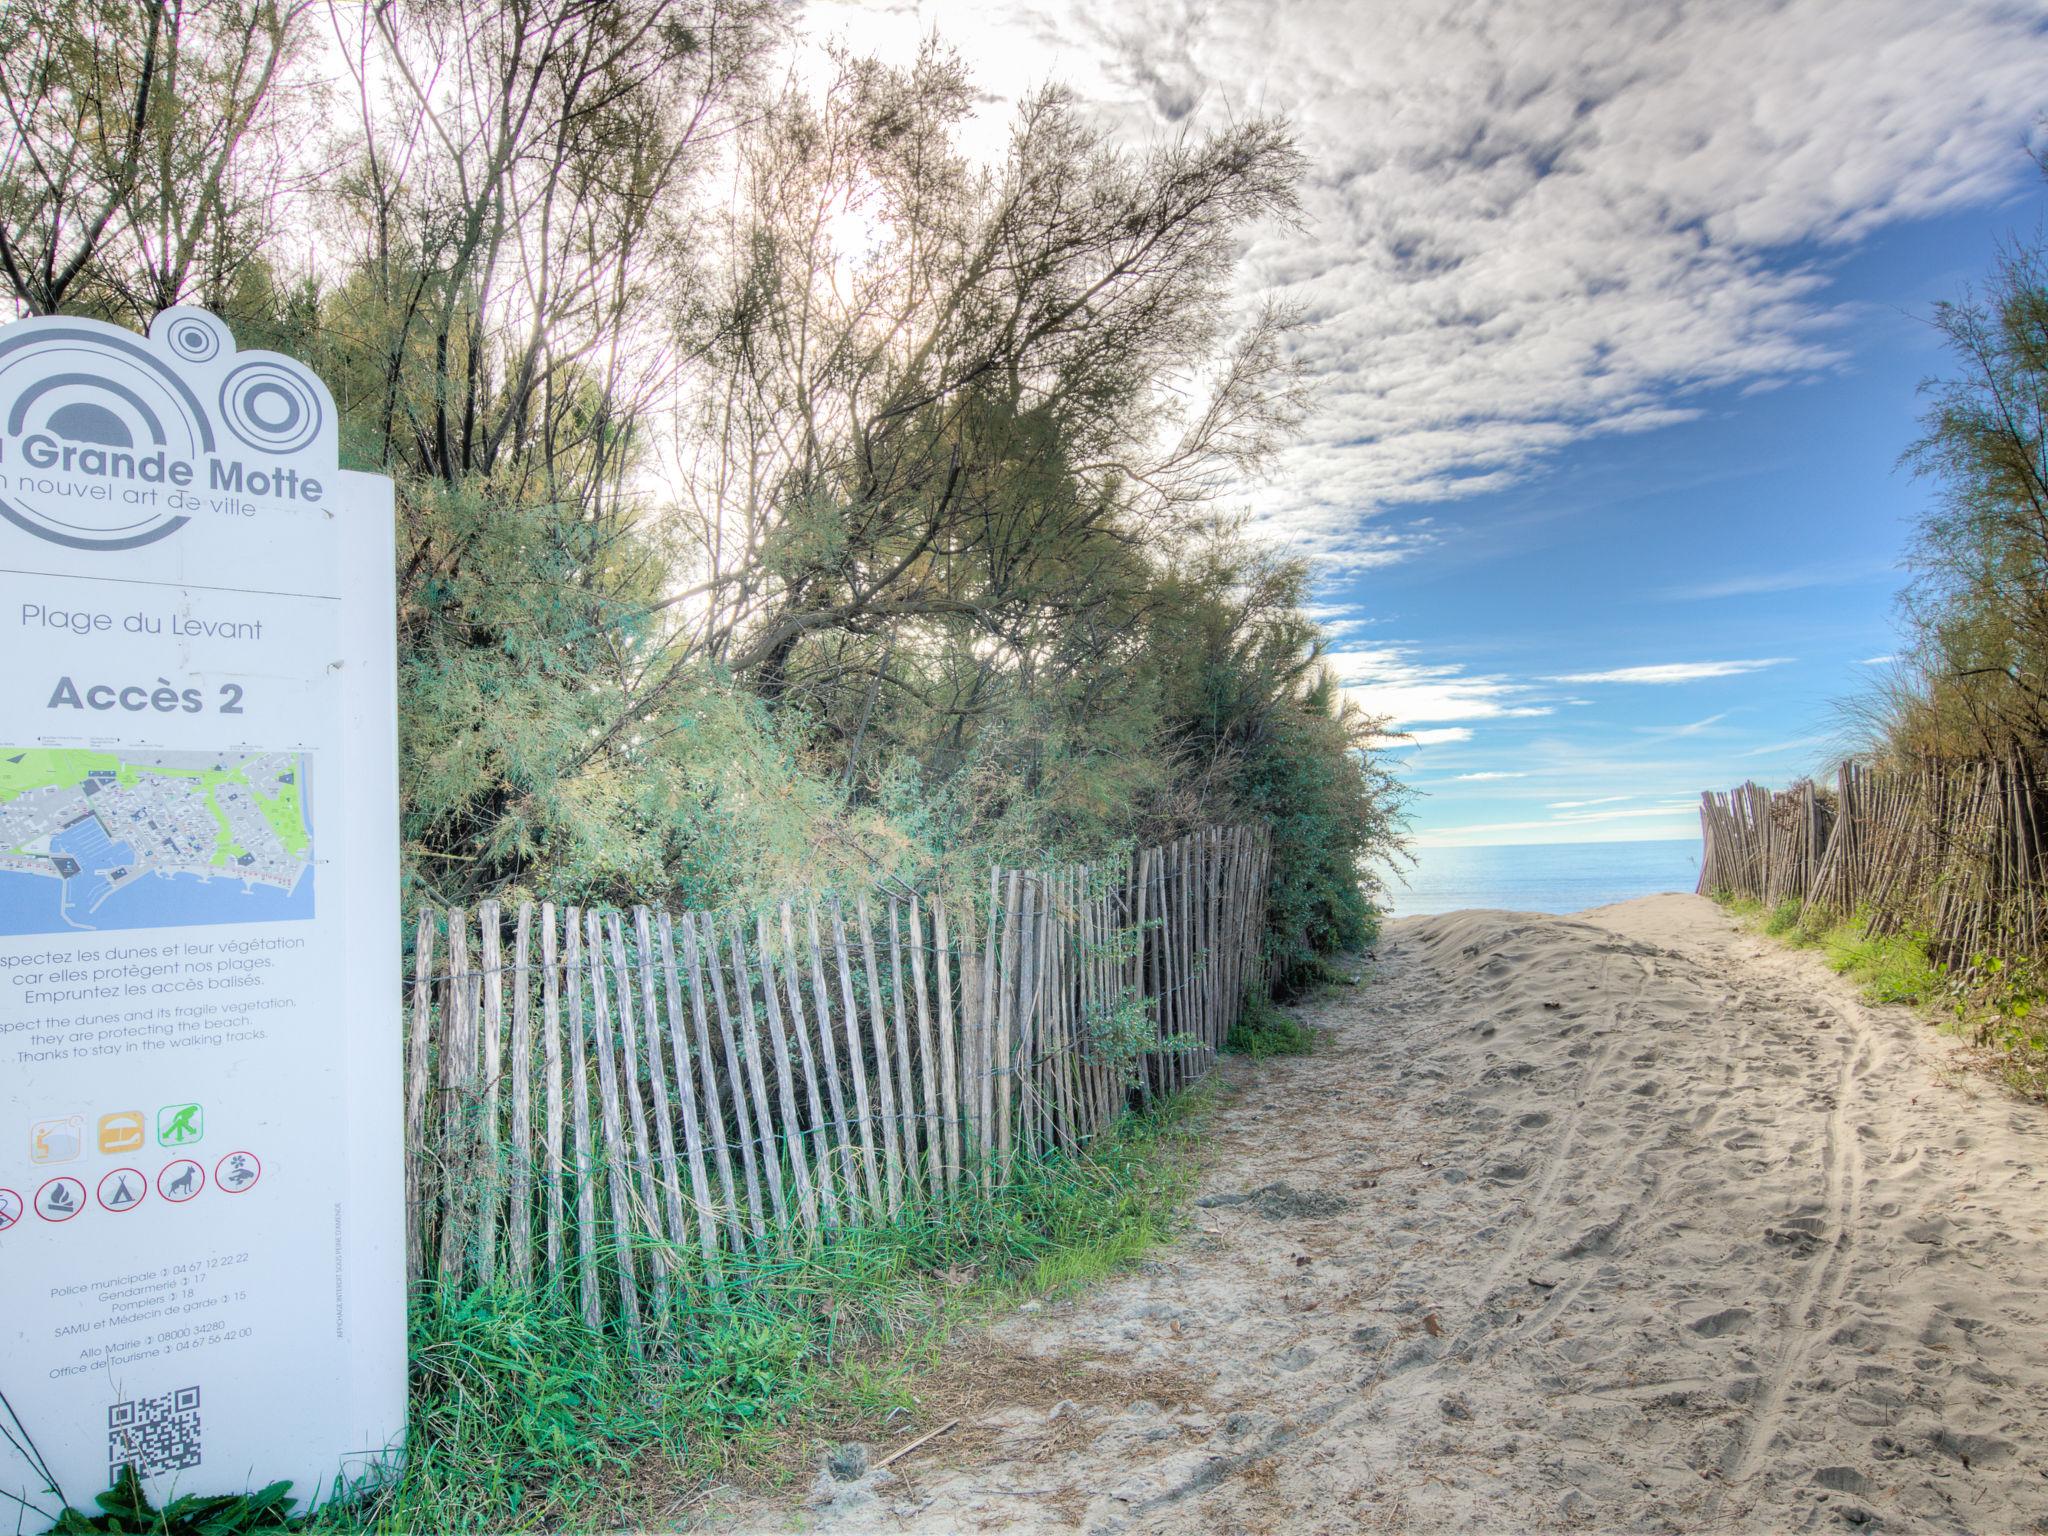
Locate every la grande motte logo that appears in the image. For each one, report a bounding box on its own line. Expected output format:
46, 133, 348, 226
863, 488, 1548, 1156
0, 307, 335, 553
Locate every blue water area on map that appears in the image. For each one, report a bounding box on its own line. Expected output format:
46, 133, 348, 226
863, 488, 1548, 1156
1383, 838, 1702, 917
48, 817, 135, 914
0, 842, 315, 937
0, 866, 315, 935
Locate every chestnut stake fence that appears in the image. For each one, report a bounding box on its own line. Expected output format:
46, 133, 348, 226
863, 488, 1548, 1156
403, 826, 1272, 1336
1696, 756, 2046, 967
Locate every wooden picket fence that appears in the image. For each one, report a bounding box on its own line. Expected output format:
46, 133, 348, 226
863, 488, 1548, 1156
1697, 755, 2047, 967
402, 826, 1271, 1338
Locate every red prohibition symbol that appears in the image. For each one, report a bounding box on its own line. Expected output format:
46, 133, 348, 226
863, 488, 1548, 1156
36, 1176, 85, 1222
158, 1160, 206, 1203
215, 1151, 261, 1193
97, 1168, 147, 1213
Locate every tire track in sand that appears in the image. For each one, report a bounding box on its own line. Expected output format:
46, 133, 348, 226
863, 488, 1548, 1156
1707, 988, 1873, 1518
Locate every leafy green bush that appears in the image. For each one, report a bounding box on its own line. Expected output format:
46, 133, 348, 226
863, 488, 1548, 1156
1139, 553, 1407, 1001
1240, 680, 1396, 999
1226, 990, 1320, 1057
674, 1319, 814, 1431
30, 12, 1407, 1012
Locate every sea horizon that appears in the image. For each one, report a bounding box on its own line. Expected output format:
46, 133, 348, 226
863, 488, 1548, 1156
1381, 836, 1703, 918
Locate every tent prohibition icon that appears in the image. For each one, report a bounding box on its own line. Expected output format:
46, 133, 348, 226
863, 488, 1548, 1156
98, 1169, 146, 1213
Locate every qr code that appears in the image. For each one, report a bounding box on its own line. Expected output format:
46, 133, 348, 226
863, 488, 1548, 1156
108, 1385, 201, 1482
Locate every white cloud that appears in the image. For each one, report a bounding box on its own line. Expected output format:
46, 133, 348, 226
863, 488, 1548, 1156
1555, 805, 1701, 824
1661, 562, 1891, 600
1452, 771, 1526, 781
1416, 802, 1703, 846
1632, 712, 1729, 737
1328, 644, 1552, 724
1302, 605, 1383, 639
1857, 654, 1896, 666
1547, 794, 1632, 809
1737, 734, 1830, 759
800, 0, 2048, 561
1548, 659, 1791, 685
1370, 725, 1475, 747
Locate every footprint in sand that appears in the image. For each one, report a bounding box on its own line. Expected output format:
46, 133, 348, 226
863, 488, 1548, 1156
1560, 1220, 1620, 1259
1931, 1428, 2016, 1469
1688, 1307, 1753, 1338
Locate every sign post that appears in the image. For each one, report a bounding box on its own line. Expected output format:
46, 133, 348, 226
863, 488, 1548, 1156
0, 309, 403, 1518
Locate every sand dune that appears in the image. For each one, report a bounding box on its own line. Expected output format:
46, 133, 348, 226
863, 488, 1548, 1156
765, 894, 2048, 1533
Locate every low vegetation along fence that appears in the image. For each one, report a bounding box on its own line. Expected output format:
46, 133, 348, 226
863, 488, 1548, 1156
401, 826, 1271, 1341
1696, 757, 2047, 970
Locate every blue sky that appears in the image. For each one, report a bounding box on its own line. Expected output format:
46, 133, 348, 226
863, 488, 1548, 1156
802, 0, 2048, 844
1334, 202, 2043, 846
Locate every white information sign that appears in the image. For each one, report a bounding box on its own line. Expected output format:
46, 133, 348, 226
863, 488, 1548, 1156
0, 309, 403, 1518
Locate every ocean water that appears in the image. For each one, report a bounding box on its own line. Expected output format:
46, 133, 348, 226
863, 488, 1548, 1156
1383, 838, 1702, 918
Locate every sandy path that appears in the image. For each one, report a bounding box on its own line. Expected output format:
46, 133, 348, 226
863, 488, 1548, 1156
764, 895, 2048, 1534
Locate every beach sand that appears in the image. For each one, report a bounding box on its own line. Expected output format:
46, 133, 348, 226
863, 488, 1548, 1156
754, 893, 2048, 1533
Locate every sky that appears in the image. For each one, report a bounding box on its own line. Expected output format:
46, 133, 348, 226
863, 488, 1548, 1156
802, 0, 2048, 846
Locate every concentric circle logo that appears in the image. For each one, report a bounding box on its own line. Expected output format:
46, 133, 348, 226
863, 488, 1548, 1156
164, 314, 222, 363
0, 324, 211, 552
221, 359, 322, 455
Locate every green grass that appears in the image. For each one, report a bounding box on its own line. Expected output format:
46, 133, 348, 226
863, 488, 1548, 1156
37, 1468, 297, 1535
1815, 922, 1944, 1005
1225, 988, 1319, 1057
1719, 893, 1943, 1006
1760, 896, 1806, 939
314, 1089, 1215, 1533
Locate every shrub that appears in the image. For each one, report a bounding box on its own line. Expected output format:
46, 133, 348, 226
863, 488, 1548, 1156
1226, 989, 1320, 1057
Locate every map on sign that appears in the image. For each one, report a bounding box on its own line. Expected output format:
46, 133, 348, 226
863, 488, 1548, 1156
0, 748, 314, 935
